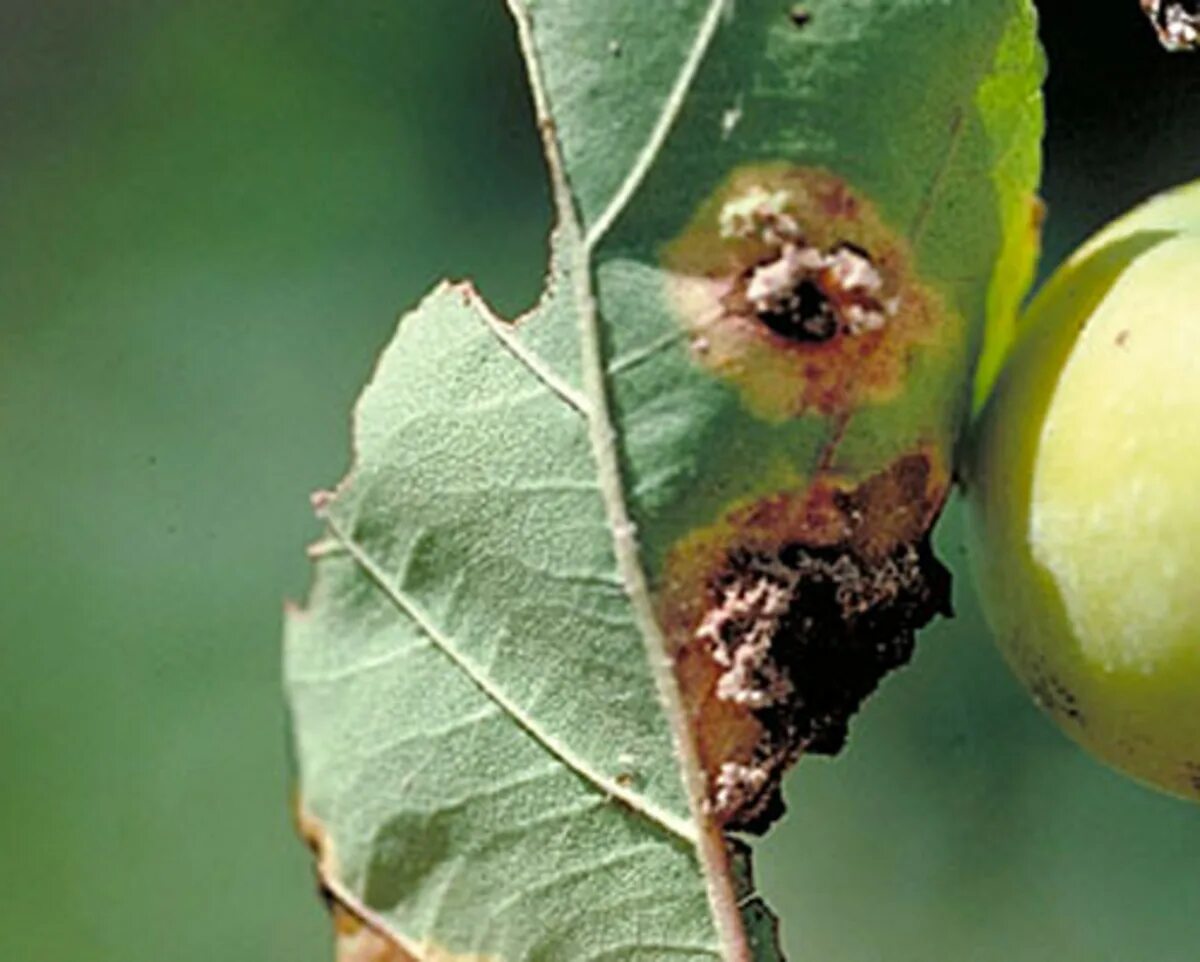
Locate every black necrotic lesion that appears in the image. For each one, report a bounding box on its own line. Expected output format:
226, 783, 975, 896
738, 241, 888, 345
788, 5, 812, 28
700, 536, 952, 831
755, 278, 839, 342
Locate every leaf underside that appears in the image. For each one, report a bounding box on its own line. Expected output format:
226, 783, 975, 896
285, 2, 1044, 960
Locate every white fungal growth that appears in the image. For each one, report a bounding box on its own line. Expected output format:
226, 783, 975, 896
1143, 0, 1200, 50
718, 187, 800, 243
695, 558, 798, 710
826, 244, 883, 295
720, 95, 744, 140
1163, 5, 1200, 47
745, 244, 823, 311
712, 762, 770, 819
749, 242, 891, 336
843, 304, 888, 336
716, 186, 893, 338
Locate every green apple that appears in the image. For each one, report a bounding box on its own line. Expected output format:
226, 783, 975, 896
966, 182, 1200, 801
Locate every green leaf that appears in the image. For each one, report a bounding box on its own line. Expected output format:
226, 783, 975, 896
285, 2, 1044, 960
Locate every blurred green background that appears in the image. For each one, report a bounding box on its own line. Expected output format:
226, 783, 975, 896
1, 2, 1196, 960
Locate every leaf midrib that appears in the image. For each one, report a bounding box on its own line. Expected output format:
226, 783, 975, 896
330, 1, 754, 956
506, 1, 754, 960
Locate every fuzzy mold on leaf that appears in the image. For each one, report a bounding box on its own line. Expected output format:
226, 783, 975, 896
662, 165, 955, 423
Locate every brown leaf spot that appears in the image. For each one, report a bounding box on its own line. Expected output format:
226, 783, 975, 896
1030, 196, 1047, 237
334, 906, 419, 962
662, 165, 955, 422
295, 796, 341, 881
296, 803, 407, 961
297, 803, 497, 962
659, 451, 951, 831
333, 909, 498, 962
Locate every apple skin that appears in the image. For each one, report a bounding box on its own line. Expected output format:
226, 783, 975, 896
966, 182, 1200, 801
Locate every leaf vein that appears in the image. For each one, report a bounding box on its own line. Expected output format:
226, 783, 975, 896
909, 105, 967, 245
325, 514, 699, 846
470, 287, 592, 415
487, 841, 662, 918
584, 0, 728, 249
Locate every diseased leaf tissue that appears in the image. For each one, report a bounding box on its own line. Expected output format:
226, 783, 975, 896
1142, 0, 1200, 50
285, 2, 1044, 960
